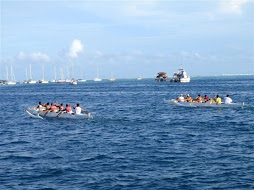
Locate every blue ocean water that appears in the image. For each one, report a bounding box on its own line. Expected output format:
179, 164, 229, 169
0, 76, 254, 189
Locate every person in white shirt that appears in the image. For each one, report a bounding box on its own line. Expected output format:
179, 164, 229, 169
176, 94, 185, 102
36, 102, 45, 110
74, 104, 84, 114
224, 94, 233, 104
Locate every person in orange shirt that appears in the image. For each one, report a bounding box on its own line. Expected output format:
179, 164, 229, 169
185, 94, 192, 102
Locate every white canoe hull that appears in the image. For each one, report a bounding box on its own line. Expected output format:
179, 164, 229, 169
26, 109, 91, 119
165, 99, 244, 108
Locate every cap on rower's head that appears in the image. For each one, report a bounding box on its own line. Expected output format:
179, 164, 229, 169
227, 94, 229, 97
77, 103, 80, 106
217, 94, 219, 97
39, 102, 41, 104
198, 94, 201, 96
204, 95, 207, 97
66, 104, 68, 107
187, 94, 190, 96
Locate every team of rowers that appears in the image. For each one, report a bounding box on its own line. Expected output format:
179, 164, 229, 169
175, 94, 233, 104
35, 101, 89, 115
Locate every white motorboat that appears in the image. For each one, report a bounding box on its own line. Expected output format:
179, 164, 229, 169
165, 99, 244, 108
39, 80, 49, 84
70, 79, 78, 85
26, 109, 92, 119
28, 80, 36, 84
170, 68, 190, 82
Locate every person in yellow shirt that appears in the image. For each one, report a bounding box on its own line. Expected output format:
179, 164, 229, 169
215, 94, 221, 104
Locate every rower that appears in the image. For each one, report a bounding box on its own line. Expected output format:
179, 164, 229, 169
176, 94, 184, 102
66, 104, 72, 113
36, 102, 44, 110
224, 94, 232, 104
215, 94, 221, 104
59, 103, 65, 111
204, 95, 209, 101
195, 94, 203, 102
46, 102, 51, 110
185, 94, 192, 102
74, 103, 84, 114
50, 103, 58, 111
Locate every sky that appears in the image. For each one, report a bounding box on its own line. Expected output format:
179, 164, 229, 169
0, 0, 254, 80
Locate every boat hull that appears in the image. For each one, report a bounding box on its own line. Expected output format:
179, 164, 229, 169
165, 99, 244, 108
26, 109, 91, 119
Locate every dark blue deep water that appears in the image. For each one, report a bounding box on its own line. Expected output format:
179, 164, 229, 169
0, 76, 254, 189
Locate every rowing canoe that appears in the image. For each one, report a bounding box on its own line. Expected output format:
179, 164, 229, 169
26, 109, 92, 119
165, 99, 244, 108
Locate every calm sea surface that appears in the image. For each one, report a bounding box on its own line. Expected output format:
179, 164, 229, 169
0, 76, 254, 189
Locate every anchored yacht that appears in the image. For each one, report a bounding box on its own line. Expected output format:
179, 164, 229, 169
170, 68, 190, 83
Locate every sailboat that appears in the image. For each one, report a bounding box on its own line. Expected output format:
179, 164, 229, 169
78, 70, 86, 82
6, 66, 16, 85
23, 69, 28, 84
65, 66, 71, 82
28, 64, 36, 84
39, 66, 48, 83
108, 72, 116, 81
69, 63, 78, 85
94, 67, 102, 82
57, 67, 66, 83
51, 66, 57, 83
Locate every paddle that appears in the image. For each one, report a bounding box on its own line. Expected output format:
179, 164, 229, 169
26, 109, 43, 120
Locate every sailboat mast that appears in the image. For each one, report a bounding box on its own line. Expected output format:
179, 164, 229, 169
71, 62, 73, 79
26, 69, 28, 81
42, 66, 45, 80
66, 66, 69, 79
6, 65, 9, 81
54, 66, 56, 80
30, 64, 33, 80
60, 67, 64, 80
10, 66, 13, 81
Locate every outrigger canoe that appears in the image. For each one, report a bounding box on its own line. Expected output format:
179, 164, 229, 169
165, 99, 244, 108
26, 108, 92, 119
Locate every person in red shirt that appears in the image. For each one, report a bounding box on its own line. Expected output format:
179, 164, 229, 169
203, 95, 210, 102
66, 104, 72, 113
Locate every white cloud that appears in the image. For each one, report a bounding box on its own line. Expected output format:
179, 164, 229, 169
30, 52, 50, 62
68, 39, 84, 58
219, 0, 250, 14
